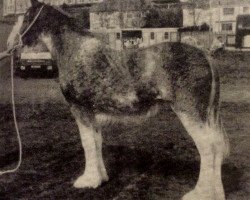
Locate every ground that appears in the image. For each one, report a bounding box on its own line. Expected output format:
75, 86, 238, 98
0, 50, 249, 199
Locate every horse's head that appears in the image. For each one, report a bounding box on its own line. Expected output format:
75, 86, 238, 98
8, 0, 71, 50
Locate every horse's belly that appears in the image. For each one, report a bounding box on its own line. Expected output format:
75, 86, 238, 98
95, 103, 160, 126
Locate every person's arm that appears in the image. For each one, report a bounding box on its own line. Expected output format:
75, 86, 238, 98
0, 50, 11, 61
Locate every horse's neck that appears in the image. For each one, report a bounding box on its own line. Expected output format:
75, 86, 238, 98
40, 29, 94, 55
40, 29, 101, 72
39, 33, 54, 53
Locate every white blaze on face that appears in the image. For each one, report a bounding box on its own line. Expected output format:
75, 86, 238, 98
7, 15, 24, 50
40, 33, 54, 53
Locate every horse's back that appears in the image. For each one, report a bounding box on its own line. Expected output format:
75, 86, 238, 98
122, 42, 213, 121
103, 42, 212, 119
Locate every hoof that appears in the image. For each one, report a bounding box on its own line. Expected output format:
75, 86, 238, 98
101, 171, 109, 182
182, 190, 212, 200
73, 174, 103, 189
182, 188, 225, 200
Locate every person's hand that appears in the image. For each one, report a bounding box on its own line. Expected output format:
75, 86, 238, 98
7, 47, 14, 54
0, 50, 11, 61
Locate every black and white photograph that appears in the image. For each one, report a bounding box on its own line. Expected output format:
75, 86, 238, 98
0, 0, 249, 199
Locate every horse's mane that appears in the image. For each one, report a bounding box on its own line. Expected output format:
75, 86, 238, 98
28, 3, 91, 36
67, 17, 91, 36
52, 5, 90, 36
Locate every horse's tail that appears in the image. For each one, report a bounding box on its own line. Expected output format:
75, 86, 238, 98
207, 60, 230, 159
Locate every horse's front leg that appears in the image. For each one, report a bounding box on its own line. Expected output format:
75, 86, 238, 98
71, 107, 108, 189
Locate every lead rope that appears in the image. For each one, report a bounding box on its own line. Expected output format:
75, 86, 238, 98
0, 47, 23, 175
0, 5, 45, 176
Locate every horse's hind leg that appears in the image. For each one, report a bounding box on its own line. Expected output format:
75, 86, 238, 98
173, 110, 229, 200
71, 106, 108, 188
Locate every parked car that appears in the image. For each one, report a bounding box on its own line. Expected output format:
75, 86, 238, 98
15, 52, 58, 78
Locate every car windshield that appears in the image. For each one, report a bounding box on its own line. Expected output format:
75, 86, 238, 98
20, 52, 52, 60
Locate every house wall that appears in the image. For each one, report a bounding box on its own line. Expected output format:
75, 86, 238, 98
92, 28, 179, 50
15, 0, 31, 15
90, 12, 122, 30
181, 1, 211, 28
195, 9, 211, 26
123, 11, 145, 28
3, 0, 19, 16
182, 7, 194, 27
141, 28, 179, 47
182, 7, 211, 27
90, 11, 145, 31
211, 2, 250, 34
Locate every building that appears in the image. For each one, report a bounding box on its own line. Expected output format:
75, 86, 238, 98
95, 27, 179, 50
211, 0, 250, 45
235, 14, 250, 48
90, 0, 181, 50
3, 0, 181, 50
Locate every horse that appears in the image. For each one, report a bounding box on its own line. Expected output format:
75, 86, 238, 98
7, 0, 229, 199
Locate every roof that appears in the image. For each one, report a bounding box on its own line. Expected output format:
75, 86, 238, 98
90, 0, 150, 12
211, 0, 250, 7
181, 0, 209, 9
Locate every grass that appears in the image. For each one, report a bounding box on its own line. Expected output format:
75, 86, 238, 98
0, 100, 249, 199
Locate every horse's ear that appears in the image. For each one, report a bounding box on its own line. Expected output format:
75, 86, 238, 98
30, 0, 42, 8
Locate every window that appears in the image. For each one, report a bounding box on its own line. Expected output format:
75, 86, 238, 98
150, 32, 155, 40
243, 7, 249, 13
170, 32, 178, 42
223, 8, 234, 15
222, 23, 233, 31
164, 32, 169, 40
188, 10, 195, 15
116, 33, 121, 40
226, 35, 235, 45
